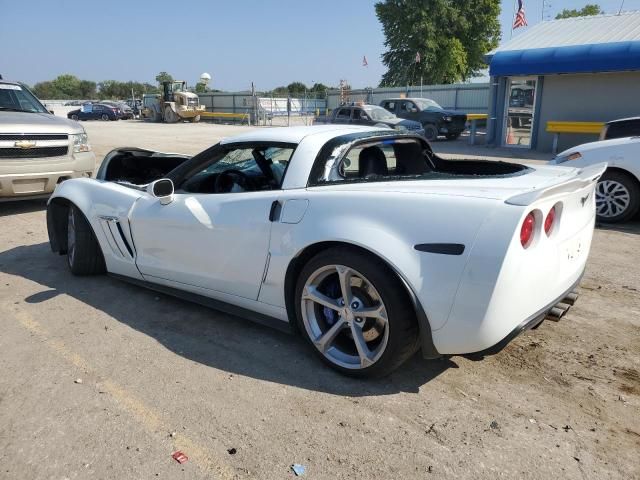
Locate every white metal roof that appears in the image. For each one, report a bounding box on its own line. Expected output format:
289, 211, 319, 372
490, 11, 640, 54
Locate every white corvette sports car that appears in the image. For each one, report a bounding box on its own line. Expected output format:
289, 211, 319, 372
47, 126, 605, 377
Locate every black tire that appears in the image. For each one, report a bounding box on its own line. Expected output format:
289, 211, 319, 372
423, 124, 438, 141
101, 113, 109, 121
294, 247, 419, 378
71, 114, 79, 121
595, 170, 640, 223
67, 205, 106, 275
445, 133, 461, 141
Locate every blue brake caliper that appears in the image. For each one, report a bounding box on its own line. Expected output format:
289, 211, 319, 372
323, 280, 340, 326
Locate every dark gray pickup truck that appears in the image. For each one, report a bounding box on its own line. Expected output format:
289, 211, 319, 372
380, 98, 467, 141
314, 104, 425, 137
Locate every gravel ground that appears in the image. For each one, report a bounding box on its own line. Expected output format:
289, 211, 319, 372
0, 120, 638, 479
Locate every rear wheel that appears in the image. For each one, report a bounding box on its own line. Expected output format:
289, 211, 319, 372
295, 247, 419, 377
423, 124, 438, 141
101, 113, 109, 121
595, 170, 640, 223
67, 205, 106, 275
189, 115, 201, 123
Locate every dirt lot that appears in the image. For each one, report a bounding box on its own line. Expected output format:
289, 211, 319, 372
1, 121, 639, 479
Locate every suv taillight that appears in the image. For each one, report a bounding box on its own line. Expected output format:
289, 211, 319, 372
520, 212, 536, 248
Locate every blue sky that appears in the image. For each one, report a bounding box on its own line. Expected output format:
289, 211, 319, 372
1, 0, 637, 90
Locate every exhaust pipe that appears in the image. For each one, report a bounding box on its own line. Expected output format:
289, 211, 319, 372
546, 306, 566, 321
562, 292, 579, 306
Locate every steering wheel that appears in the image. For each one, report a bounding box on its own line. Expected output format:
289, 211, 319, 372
214, 169, 253, 193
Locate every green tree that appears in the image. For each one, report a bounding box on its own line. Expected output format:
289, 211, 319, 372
555, 4, 603, 19
31, 81, 56, 99
376, 0, 501, 86
286, 82, 308, 96
195, 82, 209, 93
155, 71, 173, 86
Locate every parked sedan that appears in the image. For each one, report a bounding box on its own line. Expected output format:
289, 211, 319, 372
550, 136, 640, 223
67, 103, 121, 121
47, 125, 604, 377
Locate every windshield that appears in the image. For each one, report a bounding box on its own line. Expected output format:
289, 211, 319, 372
414, 98, 443, 111
364, 106, 396, 121
0, 83, 49, 113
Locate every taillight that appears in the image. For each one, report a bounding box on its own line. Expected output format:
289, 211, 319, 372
520, 212, 536, 248
544, 206, 556, 236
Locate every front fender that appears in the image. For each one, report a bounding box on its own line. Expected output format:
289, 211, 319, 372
48, 178, 145, 279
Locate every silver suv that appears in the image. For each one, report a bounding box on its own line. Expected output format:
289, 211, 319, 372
0, 80, 96, 201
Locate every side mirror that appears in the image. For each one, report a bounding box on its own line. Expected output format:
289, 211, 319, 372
147, 178, 174, 205
49, 110, 55, 114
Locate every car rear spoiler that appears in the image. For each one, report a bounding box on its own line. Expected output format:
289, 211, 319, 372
505, 163, 607, 206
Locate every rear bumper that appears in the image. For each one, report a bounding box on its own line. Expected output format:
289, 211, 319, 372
468, 273, 583, 357
432, 211, 595, 355
0, 151, 96, 200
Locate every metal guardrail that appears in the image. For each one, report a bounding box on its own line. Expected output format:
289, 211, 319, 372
199, 111, 250, 124
546, 121, 604, 153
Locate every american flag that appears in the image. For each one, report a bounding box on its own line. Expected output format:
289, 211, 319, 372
513, 0, 528, 29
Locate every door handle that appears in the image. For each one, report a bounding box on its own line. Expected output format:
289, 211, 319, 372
268, 200, 281, 222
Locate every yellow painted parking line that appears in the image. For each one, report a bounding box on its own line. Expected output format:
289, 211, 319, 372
4, 305, 235, 479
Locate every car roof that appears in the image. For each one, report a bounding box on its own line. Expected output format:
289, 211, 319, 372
219, 125, 384, 145
606, 116, 640, 124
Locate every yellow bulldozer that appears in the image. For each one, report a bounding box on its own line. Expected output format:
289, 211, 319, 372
141, 80, 205, 123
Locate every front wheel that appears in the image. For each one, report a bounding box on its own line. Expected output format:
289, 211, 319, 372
164, 106, 179, 123
71, 114, 79, 121
189, 115, 201, 123
423, 124, 438, 141
295, 247, 419, 377
67, 205, 106, 275
595, 171, 640, 223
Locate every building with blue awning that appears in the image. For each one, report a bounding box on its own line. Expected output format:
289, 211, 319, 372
485, 12, 640, 152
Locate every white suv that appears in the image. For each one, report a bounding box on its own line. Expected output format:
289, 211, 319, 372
0, 80, 96, 201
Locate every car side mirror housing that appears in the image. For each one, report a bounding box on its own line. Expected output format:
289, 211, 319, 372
147, 178, 174, 205
49, 110, 55, 114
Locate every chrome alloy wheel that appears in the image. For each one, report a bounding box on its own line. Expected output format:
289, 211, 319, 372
596, 180, 631, 218
301, 265, 389, 369
67, 208, 76, 267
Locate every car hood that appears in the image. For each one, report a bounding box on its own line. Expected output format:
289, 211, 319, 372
0, 111, 84, 134
434, 109, 466, 117
381, 117, 423, 128
556, 136, 640, 157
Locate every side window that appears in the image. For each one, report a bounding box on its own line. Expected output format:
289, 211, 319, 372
383, 101, 395, 111
311, 138, 432, 185
93, 105, 102, 112
352, 109, 362, 120
336, 108, 351, 119
400, 101, 416, 112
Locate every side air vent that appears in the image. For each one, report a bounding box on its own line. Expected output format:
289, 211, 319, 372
98, 216, 134, 259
